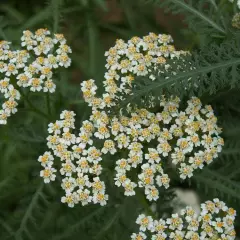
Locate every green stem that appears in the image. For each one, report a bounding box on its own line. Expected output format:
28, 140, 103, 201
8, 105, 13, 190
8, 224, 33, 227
25, 97, 50, 119
68, 99, 85, 105
0, 29, 8, 41
19, 89, 50, 120
136, 190, 157, 218
46, 93, 51, 116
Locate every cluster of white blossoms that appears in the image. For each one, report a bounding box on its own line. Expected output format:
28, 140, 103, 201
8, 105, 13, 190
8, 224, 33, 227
79, 33, 223, 201
112, 96, 224, 200
39, 110, 108, 207
80, 91, 224, 201
82, 32, 189, 109
39, 96, 224, 205
0, 28, 71, 124
131, 199, 236, 240
39, 33, 224, 206
232, 12, 240, 29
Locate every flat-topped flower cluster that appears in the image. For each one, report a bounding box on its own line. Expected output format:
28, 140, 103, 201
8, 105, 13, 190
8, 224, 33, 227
38, 33, 224, 207
82, 32, 189, 109
131, 199, 236, 240
39, 95, 224, 206
0, 28, 71, 124
38, 110, 108, 207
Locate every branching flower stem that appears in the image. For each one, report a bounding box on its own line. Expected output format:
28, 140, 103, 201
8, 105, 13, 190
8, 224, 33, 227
19, 89, 50, 120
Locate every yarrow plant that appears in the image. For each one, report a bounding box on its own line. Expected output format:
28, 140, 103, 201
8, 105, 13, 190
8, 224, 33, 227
1, 0, 240, 239
38, 33, 224, 206
0, 28, 71, 124
232, 13, 240, 29
82, 32, 189, 108
39, 110, 108, 207
131, 199, 236, 240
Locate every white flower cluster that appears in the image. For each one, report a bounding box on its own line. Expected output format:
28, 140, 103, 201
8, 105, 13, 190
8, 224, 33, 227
0, 76, 20, 124
232, 12, 240, 29
39, 95, 224, 206
131, 199, 236, 240
81, 32, 189, 109
39, 110, 108, 207
0, 28, 71, 124
79, 34, 223, 201
90, 95, 224, 201
39, 33, 224, 206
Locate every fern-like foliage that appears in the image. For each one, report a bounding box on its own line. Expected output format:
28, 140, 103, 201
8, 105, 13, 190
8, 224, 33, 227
14, 183, 50, 240
141, 0, 227, 36
193, 168, 240, 202
51, 0, 65, 32
118, 39, 240, 110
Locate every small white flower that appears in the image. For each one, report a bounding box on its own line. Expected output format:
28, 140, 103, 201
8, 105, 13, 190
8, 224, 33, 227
16, 73, 30, 87
171, 148, 185, 165
94, 124, 110, 139
115, 158, 131, 173
29, 78, 43, 92
77, 189, 92, 206
189, 153, 204, 170
179, 163, 194, 179
169, 230, 185, 239
138, 173, 154, 187
2, 99, 18, 114
123, 179, 137, 196
156, 174, 170, 189
48, 121, 62, 134
145, 148, 161, 164
213, 198, 228, 212
86, 146, 102, 163
60, 110, 76, 120
4, 85, 21, 100
61, 177, 76, 193
92, 192, 108, 206
45, 54, 58, 68
57, 54, 71, 68
136, 214, 154, 232
40, 166, 56, 183
101, 139, 116, 154
131, 232, 147, 240
92, 177, 106, 193
75, 173, 91, 189
177, 138, 193, 154
60, 131, 76, 146
6, 63, 18, 76
76, 157, 90, 173
60, 160, 76, 176
157, 140, 172, 157
156, 111, 172, 124
114, 173, 127, 187
43, 79, 56, 93
115, 133, 130, 149
0, 110, 9, 125
152, 219, 167, 233
211, 217, 224, 233
166, 213, 183, 230
0, 78, 10, 93
38, 151, 54, 167
145, 185, 159, 201
89, 163, 102, 176
61, 192, 78, 208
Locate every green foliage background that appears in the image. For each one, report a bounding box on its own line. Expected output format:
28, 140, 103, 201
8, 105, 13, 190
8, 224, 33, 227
0, 0, 240, 239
